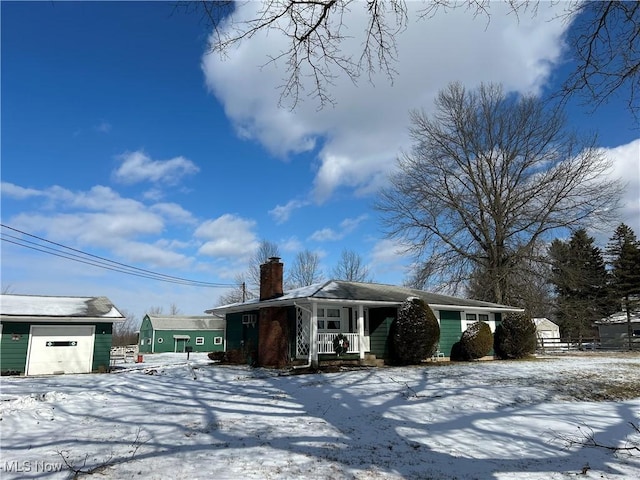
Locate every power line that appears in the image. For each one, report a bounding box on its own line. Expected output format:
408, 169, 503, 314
0, 223, 237, 288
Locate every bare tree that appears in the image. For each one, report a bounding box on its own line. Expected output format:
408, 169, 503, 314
331, 249, 373, 282
376, 82, 622, 305
113, 310, 139, 347
145, 306, 163, 315
248, 240, 281, 290
169, 303, 181, 315
184, 0, 639, 114
217, 273, 253, 305
286, 249, 324, 288
467, 249, 554, 317
560, 1, 640, 117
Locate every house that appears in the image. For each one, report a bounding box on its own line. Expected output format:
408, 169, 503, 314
533, 318, 560, 339
595, 310, 640, 349
0, 294, 125, 375
205, 257, 524, 368
138, 315, 226, 354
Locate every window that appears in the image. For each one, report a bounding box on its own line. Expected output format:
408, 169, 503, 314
242, 314, 257, 325
633, 329, 640, 337
479, 314, 489, 322
157, 337, 164, 343
146, 338, 152, 345
317, 307, 341, 330
195, 337, 204, 345
214, 337, 223, 345
140, 339, 144, 346
466, 313, 477, 322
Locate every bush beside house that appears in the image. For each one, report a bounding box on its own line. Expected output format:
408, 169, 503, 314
391, 297, 440, 365
452, 321, 493, 360
494, 313, 537, 359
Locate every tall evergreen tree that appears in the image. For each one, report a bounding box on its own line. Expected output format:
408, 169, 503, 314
606, 224, 640, 350
549, 229, 610, 344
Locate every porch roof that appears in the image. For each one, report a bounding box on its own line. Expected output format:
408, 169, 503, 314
206, 280, 523, 315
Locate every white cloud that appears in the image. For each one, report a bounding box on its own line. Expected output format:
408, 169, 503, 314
150, 203, 196, 225
113, 150, 199, 185
3, 183, 199, 270
309, 228, 341, 242
269, 199, 311, 224
1, 182, 44, 200
195, 214, 259, 259
309, 215, 369, 242
603, 138, 640, 234
202, 2, 570, 204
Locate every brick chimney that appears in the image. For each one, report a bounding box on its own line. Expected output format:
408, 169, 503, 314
259, 257, 283, 301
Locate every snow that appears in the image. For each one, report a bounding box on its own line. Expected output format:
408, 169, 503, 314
0, 295, 86, 317
1, 353, 639, 479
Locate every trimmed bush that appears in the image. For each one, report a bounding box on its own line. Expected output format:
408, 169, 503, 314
460, 321, 493, 360
449, 341, 469, 361
391, 297, 440, 365
494, 313, 537, 359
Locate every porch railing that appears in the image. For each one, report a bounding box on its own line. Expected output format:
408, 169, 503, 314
317, 333, 360, 354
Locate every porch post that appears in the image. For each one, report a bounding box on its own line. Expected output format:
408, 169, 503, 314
310, 302, 319, 369
357, 305, 365, 360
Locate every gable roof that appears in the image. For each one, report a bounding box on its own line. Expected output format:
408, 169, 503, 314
533, 318, 560, 330
145, 315, 225, 331
0, 294, 125, 322
595, 310, 640, 325
206, 280, 523, 315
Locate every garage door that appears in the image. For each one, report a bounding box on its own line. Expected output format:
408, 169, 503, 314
26, 325, 95, 375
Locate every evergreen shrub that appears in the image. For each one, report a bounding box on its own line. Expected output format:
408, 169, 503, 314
391, 297, 440, 365
494, 313, 537, 359
460, 321, 493, 360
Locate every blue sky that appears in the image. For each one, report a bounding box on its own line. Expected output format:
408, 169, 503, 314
2, 1, 638, 320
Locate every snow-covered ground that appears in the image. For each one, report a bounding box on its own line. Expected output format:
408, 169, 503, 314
1, 353, 639, 479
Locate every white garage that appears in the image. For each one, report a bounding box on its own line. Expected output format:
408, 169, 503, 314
26, 325, 96, 375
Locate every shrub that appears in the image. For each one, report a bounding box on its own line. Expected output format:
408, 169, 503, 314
207, 351, 226, 362
449, 341, 469, 361
391, 297, 440, 365
460, 321, 493, 360
494, 313, 537, 359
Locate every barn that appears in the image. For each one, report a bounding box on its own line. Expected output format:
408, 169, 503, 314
138, 315, 226, 354
0, 294, 125, 375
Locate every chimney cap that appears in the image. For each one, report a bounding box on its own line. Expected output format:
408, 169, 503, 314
267, 256, 281, 263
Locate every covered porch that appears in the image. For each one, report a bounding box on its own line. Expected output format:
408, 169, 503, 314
294, 302, 378, 367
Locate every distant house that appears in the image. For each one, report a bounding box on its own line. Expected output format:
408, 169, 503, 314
533, 318, 560, 339
0, 294, 125, 375
206, 257, 523, 368
138, 315, 226, 354
595, 310, 640, 349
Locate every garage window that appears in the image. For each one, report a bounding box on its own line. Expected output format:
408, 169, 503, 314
214, 337, 223, 345
195, 337, 204, 345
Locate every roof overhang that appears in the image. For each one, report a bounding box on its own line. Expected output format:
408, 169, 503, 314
172, 334, 191, 340
208, 297, 524, 315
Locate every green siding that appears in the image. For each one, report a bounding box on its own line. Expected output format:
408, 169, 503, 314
92, 323, 113, 372
151, 329, 225, 353
369, 307, 397, 360
1, 321, 114, 375
139, 317, 154, 354
438, 310, 462, 356
225, 311, 259, 352
1, 323, 30, 374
